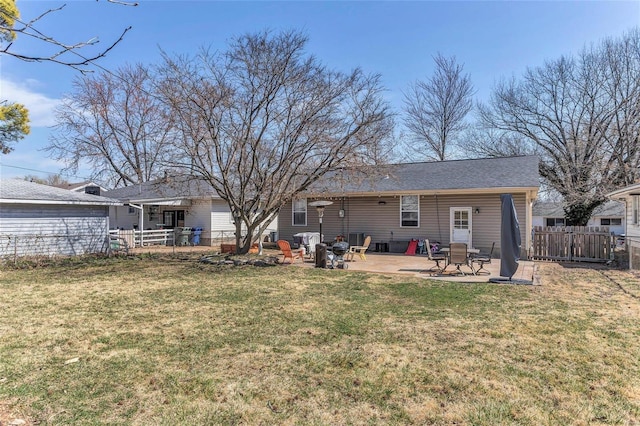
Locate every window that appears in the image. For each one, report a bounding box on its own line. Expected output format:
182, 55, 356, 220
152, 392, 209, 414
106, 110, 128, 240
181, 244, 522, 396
401, 195, 419, 227
292, 198, 307, 226
545, 217, 565, 227
84, 186, 100, 196
128, 206, 136, 215
600, 218, 622, 226
633, 196, 639, 225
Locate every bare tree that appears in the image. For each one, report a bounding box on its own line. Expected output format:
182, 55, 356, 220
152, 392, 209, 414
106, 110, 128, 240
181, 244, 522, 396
478, 29, 640, 225
47, 63, 174, 188
156, 30, 392, 253
23, 174, 69, 186
0, 0, 135, 73
403, 53, 474, 161
459, 127, 534, 159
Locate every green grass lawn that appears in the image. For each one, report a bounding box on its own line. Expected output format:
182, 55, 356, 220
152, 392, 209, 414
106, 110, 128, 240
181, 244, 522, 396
0, 255, 639, 425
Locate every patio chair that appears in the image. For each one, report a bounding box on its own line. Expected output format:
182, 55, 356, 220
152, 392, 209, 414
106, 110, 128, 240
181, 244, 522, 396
424, 239, 447, 273
447, 242, 475, 276
471, 242, 495, 275
277, 240, 303, 264
346, 235, 372, 261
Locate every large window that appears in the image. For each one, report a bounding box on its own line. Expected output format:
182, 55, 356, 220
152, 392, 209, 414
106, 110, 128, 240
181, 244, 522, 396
401, 195, 419, 227
600, 218, 622, 226
292, 198, 307, 226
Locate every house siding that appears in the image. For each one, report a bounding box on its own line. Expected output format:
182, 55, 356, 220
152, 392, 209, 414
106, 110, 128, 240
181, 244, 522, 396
279, 193, 529, 258
0, 204, 109, 258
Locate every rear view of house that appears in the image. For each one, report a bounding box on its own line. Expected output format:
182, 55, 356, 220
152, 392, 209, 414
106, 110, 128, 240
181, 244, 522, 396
279, 156, 540, 259
0, 179, 122, 258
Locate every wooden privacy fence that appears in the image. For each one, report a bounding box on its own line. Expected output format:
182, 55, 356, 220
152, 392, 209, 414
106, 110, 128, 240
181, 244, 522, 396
531, 226, 613, 262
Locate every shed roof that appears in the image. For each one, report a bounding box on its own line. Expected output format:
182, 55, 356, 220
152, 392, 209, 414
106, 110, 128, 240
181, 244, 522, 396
533, 200, 625, 217
0, 179, 121, 206
608, 182, 640, 198
103, 177, 218, 203
310, 155, 540, 195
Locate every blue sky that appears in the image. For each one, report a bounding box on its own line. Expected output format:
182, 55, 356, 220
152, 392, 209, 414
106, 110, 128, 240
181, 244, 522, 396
1, 0, 639, 182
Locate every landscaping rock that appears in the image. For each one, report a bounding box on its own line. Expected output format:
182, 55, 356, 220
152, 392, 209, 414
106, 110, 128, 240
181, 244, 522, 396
199, 254, 278, 267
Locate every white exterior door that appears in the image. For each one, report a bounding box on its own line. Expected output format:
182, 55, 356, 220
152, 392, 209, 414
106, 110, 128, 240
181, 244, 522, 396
450, 207, 472, 247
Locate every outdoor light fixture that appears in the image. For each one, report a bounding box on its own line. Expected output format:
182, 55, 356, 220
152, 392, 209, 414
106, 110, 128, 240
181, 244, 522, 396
378, 200, 387, 205
309, 200, 333, 242
475, 208, 480, 214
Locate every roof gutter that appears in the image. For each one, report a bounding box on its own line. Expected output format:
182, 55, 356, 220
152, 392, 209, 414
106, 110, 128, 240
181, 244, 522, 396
0, 199, 123, 206
304, 186, 540, 199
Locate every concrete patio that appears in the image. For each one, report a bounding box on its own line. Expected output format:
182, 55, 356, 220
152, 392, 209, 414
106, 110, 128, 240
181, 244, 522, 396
297, 251, 537, 284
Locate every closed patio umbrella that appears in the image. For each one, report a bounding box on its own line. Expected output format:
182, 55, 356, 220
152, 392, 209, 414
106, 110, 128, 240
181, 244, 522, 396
490, 194, 531, 284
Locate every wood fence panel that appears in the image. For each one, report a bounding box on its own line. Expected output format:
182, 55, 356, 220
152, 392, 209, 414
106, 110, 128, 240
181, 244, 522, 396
532, 226, 612, 262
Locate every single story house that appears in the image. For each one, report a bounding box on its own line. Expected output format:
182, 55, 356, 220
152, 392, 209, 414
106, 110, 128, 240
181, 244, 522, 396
532, 200, 626, 235
607, 183, 640, 269
103, 178, 277, 247
278, 155, 540, 259
0, 179, 122, 258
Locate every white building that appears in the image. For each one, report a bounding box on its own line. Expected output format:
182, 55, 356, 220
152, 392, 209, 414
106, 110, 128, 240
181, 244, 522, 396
0, 179, 121, 258
104, 177, 277, 247
607, 184, 640, 269
532, 200, 625, 236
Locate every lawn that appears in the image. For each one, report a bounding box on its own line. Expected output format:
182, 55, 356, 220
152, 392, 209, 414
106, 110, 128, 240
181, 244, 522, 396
0, 255, 639, 425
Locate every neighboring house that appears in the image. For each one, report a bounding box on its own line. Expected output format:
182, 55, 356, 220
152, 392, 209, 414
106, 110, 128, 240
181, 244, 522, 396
0, 179, 122, 258
103, 178, 277, 246
532, 200, 626, 235
278, 155, 540, 259
607, 183, 640, 269
52, 181, 108, 196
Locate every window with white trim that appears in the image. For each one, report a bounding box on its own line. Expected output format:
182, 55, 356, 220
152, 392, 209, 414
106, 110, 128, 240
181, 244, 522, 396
545, 217, 565, 227
633, 196, 639, 225
600, 218, 622, 226
292, 198, 307, 226
400, 195, 419, 227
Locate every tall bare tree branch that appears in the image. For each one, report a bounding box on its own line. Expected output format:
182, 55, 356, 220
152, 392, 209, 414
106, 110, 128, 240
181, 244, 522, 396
0, 1, 134, 73
47, 64, 175, 188
403, 53, 475, 161
477, 28, 640, 225
156, 30, 392, 253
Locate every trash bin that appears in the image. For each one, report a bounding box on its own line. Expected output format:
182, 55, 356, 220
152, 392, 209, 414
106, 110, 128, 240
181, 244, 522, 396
191, 227, 203, 245
315, 243, 327, 268
174, 227, 192, 246
269, 231, 278, 243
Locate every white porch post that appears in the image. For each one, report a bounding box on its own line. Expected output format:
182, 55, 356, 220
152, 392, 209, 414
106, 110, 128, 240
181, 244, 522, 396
127, 203, 144, 248
139, 203, 144, 247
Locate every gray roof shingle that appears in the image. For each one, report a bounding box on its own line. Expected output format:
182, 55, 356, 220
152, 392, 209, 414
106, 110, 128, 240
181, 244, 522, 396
104, 177, 218, 202
311, 155, 540, 195
0, 179, 121, 205
103, 156, 540, 201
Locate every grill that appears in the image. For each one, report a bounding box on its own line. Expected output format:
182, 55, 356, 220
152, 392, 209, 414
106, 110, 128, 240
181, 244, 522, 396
330, 241, 349, 269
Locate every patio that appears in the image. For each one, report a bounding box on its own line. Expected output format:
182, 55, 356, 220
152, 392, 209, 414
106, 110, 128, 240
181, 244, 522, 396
129, 245, 536, 284
302, 251, 537, 283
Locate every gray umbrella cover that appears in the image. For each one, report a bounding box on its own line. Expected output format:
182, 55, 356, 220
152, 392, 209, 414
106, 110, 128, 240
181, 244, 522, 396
499, 194, 522, 278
